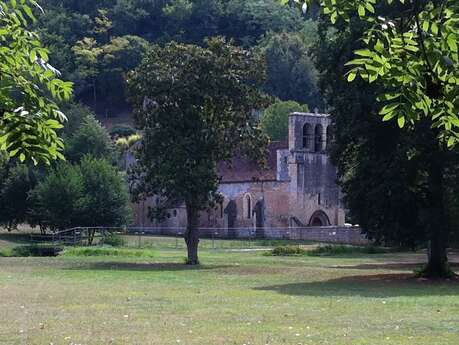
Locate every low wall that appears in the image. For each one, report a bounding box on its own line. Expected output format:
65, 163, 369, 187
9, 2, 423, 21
262, 226, 368, 245
126, 226, 368, 245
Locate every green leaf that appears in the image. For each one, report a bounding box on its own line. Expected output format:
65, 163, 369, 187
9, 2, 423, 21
347, 71, 357, 82
447, 34, 458, 52
382, 113, 396, 121
380, 103, 400, 115
397, 116, 405, 128
354, 49, 374, 57
364, 2, 375, 13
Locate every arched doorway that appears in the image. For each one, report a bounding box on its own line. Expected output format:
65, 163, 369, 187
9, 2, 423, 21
308, 210, 330, 226
224, 200, 237, 238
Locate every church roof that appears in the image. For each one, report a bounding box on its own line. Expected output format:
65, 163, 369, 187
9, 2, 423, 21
218, 140, 288, 183
290, 112, 330, 118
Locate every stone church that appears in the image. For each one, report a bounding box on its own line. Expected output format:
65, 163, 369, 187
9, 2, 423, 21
132, 112, 345, 232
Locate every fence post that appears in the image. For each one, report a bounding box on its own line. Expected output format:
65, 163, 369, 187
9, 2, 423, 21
52, 232, 55, 256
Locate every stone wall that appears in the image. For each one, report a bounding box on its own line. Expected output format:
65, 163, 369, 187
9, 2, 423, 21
262, 226, 368, 245
128, 226, 367, 245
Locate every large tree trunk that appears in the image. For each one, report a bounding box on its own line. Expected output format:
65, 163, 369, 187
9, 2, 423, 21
184, 203, 200, 265
423, 156, 451, 278
418, 123, 451, 278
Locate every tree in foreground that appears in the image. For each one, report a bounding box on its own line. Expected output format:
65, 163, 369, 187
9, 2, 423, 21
292, 0, 459, 277
261, 100, 309, 141
0, 1, 73, 164
127, 38, 270, 264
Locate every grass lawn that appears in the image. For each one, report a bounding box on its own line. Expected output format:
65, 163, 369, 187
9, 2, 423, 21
0, 243, 459, 345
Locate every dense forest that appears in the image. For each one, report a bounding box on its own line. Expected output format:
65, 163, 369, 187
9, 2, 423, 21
38, 0, 321, 121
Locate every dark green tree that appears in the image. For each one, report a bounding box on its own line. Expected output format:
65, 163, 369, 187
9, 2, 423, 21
29, 163, 84, 232
78, 156, 132, 228
258, 28, 321, 107
0, 163, 37, 231
127, 38, 270, 264
261, 100, 309, 141
65, 115, 115, 163
29, 156, 131, 232
306, 0, 459, 277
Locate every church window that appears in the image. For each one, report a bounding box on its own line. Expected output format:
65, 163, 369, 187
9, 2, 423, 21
302, 123, 313, 150
314, 124, 323, 152
245, 195, 252, 219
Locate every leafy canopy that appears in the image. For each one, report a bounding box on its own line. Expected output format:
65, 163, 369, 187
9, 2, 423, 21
29, 156, 131, 231
290, 0, 459, 147
0, 0, 73, 164
127, 37, 270, 213
261, 100, 309, 141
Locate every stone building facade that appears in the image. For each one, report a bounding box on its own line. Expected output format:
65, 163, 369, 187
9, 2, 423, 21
132, 112, 345, 232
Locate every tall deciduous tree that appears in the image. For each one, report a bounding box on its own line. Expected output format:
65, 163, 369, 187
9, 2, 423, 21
0, 0, 73, 164
292, 0, 459, 277
127, 38, 270, 264
258, 29, 321, 108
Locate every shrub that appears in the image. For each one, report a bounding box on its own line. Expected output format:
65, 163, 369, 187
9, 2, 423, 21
267, 245, 306, 256
307, 244, 388, 256
0, 245, 62, 257
103, 233, 126, 247
63, 247, 155, 258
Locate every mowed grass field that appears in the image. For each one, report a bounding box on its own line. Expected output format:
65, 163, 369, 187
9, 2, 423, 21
1, 241, 459, 345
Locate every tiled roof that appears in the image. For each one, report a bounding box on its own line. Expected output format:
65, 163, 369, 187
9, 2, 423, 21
218, 141, 288, 183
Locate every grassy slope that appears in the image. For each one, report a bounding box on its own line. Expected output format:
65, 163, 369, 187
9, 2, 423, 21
0, 249, 458, 345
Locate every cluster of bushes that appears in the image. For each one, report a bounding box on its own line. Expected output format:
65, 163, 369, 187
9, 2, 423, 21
266, 244, 389, 257
0, 245, 62, 257
267, 246, 306, 256
103, 234, 126, 247
63, 247, 155, 258
307, 244, 389, 256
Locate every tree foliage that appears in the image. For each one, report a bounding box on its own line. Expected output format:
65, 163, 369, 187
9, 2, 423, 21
261, 100, 309, 141
0, 0, 73, 164
29, 156, 131, 231
65, 115, 115, 163
258, 24, 322, 107
37, 0, 310, 116
297, 0, 459, 146
127, 38, 270, 264
301, 0, 459, 277
0, 162, 39, 231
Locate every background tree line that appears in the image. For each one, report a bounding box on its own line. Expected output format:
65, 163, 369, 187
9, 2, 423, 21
37, 0, 322, 116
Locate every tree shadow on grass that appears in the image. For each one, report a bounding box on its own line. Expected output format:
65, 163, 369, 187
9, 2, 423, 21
255, 273, 459, 298
65, 261, 231, 272
0, 233, 35, 244
326, 261, 459, 271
